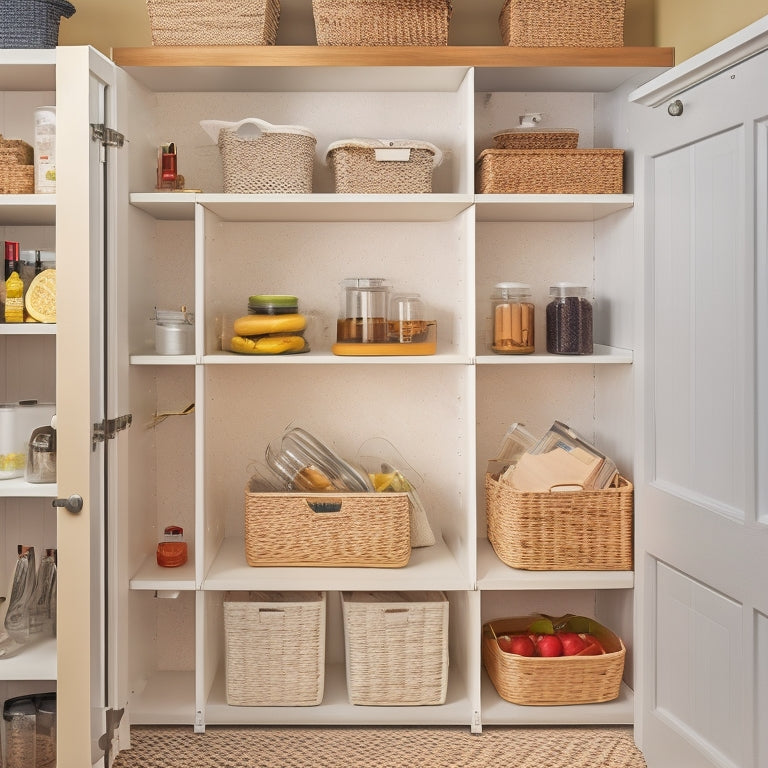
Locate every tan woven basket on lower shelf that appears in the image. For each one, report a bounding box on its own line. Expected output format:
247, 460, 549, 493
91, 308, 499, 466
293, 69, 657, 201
224, 591, 325, 706
485, 473, 633, 570
0, 165, 34, 194
342, 591, 449, 705
244, 489, 411, 567
326, 139, 442, 194
499, 0, 625, 47
146, 0, 280, 46
482, 615, 626, 705
476, 148, 624, 194
312, 0, 452, 46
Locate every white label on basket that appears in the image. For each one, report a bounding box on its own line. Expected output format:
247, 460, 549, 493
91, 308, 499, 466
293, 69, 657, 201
374, 148, 411, 162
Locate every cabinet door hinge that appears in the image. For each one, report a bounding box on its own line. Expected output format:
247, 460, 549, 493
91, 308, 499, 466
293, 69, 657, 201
90, 123, 125, 149
97, 706, 125, 764
92, 414, 133, 450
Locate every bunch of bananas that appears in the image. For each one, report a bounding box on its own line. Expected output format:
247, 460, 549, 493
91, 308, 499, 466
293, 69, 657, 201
230, 312, 309, 354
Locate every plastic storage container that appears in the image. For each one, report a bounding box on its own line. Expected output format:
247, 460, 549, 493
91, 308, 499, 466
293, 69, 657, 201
491, 282, 535, 354
33, 107, 56, 194
545, 283, 593, 355
0, 401, 56, 480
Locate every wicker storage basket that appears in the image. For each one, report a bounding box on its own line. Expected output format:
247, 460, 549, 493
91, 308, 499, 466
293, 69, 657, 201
201, 118, 316, 194
146, 0, 280, 46
499, 0, 625, 48
0, 137, 34, 194
0, 137, 34, 166
342, 591, 449, 705
476, 148, 624, 194
492, 129, 579, 150
312, 0, 452, 46
224, 591, 325, 706
485, 473, 633, 570
0, 0, 76, 48
244, 487, 411, 567
326, 139, 442, 194
482, 615, 626, 705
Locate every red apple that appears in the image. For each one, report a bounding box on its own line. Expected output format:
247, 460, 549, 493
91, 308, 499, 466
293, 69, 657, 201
558, 632, 588, 656
497, 634, 535, 656
497, 634, 514, 653
535, 634, 563, 657
575, 633, 605, 655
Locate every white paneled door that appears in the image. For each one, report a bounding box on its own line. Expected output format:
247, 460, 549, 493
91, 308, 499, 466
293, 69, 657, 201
630, 20, 768, 768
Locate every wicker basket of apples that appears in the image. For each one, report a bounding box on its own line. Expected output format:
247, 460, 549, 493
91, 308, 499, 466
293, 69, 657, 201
482, 613, 625, 705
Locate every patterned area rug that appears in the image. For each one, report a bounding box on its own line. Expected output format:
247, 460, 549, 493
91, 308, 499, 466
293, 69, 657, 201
112, 725, 646, 768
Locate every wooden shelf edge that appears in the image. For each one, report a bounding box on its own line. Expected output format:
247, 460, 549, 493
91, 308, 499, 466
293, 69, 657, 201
111, 45, 674, 69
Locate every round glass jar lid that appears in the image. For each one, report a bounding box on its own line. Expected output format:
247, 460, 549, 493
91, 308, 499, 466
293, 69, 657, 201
248, 295, 299, 314
549, 282, 587, 298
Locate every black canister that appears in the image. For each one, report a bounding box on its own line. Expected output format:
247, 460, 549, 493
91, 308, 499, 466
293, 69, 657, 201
546, 283, 593, 355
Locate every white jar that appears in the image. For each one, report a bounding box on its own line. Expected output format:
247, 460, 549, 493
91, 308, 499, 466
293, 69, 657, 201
154, 309, 194, 355
34, 106, 56, 194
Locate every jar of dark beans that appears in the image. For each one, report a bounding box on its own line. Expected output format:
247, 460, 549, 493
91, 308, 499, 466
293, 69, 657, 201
546, 283, 593, 354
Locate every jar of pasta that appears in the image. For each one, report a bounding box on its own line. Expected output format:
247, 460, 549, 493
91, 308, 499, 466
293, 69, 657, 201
491, 282, 534, 354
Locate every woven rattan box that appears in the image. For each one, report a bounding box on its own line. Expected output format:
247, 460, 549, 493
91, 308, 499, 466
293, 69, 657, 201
312, 0, 452, 46
499, 0, 625, 48
485, 473, 633, 570
244, 485, 411, 567
342, 591, 449, 705
476, 148, 624, 195
0, 0, 75, 48
224, 591, 325, 706
146, 0, 280, 46
482, 615, 626, 705
0, 136, 34, 194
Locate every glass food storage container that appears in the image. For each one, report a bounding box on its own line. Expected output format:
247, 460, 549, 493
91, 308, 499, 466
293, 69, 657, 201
491, 282, 535, 354
336, 278, 390, 343
546, 283, 593, 355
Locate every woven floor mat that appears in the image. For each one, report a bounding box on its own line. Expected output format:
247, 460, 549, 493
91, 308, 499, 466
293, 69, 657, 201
112, 725, 646, 768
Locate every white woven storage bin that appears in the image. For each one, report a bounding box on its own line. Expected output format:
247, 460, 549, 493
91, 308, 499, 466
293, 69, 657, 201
224, 591, 326, 706
326, 139, 443, 194
201, 117, 316, 194
342, 591, 449, 705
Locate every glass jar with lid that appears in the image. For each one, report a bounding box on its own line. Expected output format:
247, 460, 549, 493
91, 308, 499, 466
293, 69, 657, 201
337, 278, 391, 343
546, 283, 593, 355
491, 282, 535, 354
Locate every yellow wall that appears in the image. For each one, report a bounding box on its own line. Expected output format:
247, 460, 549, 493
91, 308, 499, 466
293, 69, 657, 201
657, 0, 767, 61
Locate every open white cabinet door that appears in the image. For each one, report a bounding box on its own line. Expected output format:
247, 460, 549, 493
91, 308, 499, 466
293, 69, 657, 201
629, 18, 768, 768
55, 46, 121, 767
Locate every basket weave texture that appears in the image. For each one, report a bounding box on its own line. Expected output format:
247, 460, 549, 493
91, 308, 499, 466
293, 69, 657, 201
0, 136, 34, 194
327, 143, 437, 194
493, 130, 579, 150
476, 148, 624, 194
485, 473, 633, 570
244, 490, 411, 567
219, 128, 316, 194
342, 591, 449, 705
312, 0, 452, 46
146, 0, 280, 46
482, 616, 626, 705
224, 591, 325, 706
0, 0, 75, 48
499, 0, 625, 47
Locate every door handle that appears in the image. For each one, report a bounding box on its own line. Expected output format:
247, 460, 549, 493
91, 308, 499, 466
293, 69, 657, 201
52, 494, 83, 514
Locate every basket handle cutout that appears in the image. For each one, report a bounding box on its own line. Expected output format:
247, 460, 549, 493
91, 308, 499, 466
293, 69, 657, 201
258, 608, 286, 621
384, 608, 410, 624
306, 499, 343, 514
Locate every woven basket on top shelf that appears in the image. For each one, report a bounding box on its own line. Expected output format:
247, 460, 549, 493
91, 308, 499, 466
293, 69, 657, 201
326, 139, 442, 194
0, 0, 76, 48
499, 0, 625, 48
146, 0, 280, 46
492, 129, 579, 150
312, 0, 452, 46
476, 148, 624, 195
224, 591, 325, 706
342, 591, 449, 705
244, 487, 411, 568
485, 473, 633, 570
482, 615, 626, 705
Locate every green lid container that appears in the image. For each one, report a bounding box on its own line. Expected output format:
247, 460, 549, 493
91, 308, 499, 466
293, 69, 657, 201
247, 295, 299, 315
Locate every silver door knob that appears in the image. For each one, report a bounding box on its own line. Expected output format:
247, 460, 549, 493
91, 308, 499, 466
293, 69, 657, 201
667, 99, 684, 116
52, 494, 83, 513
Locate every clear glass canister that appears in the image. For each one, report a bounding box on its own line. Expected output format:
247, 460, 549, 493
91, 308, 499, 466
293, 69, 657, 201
546, 283, 593, 355
491, 282, 535, 354
337, 278, 390, 343
389, 293, 429, 343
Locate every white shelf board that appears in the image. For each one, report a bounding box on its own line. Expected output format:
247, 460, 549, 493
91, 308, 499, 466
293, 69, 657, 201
0, 195, 56, 225
203, 350, 469, 365
205, 662, 472, 726
129, 670, 197, 725
0, 50, 56, 90
0, 323, 56, 335
129, 192, 197, 220
129, 554, 197, 591
0, 637, 56, 681
475, 194, 633, 222
477, 539, 634, 591
204, 536, 472, 592
476, 344, 633, 365
0, 478, 56, 498
130, 354, 196, 366
481, 674, 634, 725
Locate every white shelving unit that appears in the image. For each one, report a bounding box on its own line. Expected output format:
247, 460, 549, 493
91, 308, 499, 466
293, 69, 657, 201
0, 51, 58, 703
